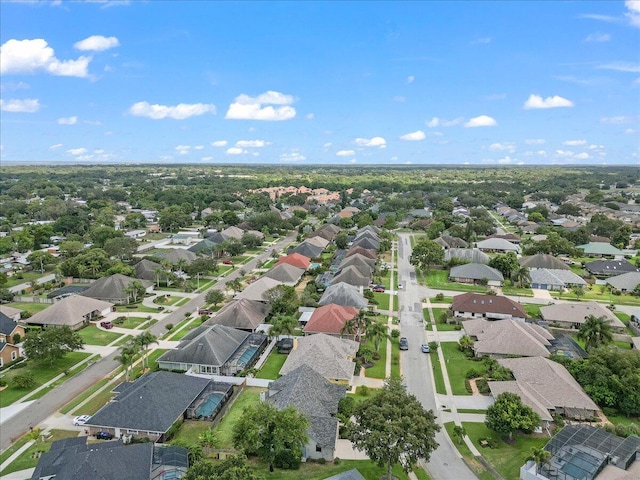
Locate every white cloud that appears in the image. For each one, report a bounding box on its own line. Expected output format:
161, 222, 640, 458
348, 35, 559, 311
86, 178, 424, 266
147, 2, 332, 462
49, 143, 63, 150
74, 35, 119, 51
393, 96, 406, 102
0, 38, 90, 77
175, 145, 191, 155
202, 156, 213, 161
626, 0, 640, 27
584, 32, 611, 42
323, 142, 333, 148
66, 147, 87, 155
84, 119, 101, 125
400, 130, 426, 141
464, 115, 497, 127
601, 115, 634, 124
355, 137, 387, 148
525, 138, 546, 145
211, 140, 227, 147
0, 98, 40, 112
128, 101, 216, 120
407, 75, 415, 83
306, 113, 314, 120
235, 139, 269, 148
280, 151, 306, 162
225, 90, 296, 121
555, 149, 574, 157
597, 61, 640, 72
563, 139, 587, 146
336, 149, 355, 156
489, 142, 516, 152
193, 145, 204, 150
625, 128, 637, 134
471, 37, 492, 44
226, 147, 248, 155
57, 115, 77, 125
426, 116, 464, 127
575, 152, 590, 160
523, 94, 574, 109
0, 81, 29, 91
497, 156, 515, 164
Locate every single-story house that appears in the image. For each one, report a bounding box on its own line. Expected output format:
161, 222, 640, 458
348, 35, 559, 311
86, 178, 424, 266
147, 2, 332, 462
160, 249, 197, 266
443, 248, 490, 265
475, 238, 521, 254
489, 356, 600, 423
540, 302, 626, 332
330, 266, 371, 288
263, 263, 305, 286
187, 239, 218, 256
435, 235, 468, 250
451, 292, 527, 321
280, 334, 359, 384
462, 318, 554, 358
81, 274, 153, 305
344, 246, 377, 260
338, 253, 376, 271
305, 235, 330, 250
235, 277, 282, 303
124, 229, 147, 239
529, 268, 587, 291
134, 259, 163, 283
449, 263, 504, 287
319, 282, 368, 309
606, 271, 640, 293
204, 298, 269, 332
518, 254, 570, 271
486, 233, 521, 245
576, 242, 625, 258
276, 253, 311, 270
291, 242, 324, 259
584, 259, 639, 278
157, 324, 267, 375
0, 305, 22, 321
26, 296, 113, 330
86, 371, 230, 441
31, 437, 189, 480
350, 236, 379, 251
303, 304, 359, 338
268, 364, 347, 462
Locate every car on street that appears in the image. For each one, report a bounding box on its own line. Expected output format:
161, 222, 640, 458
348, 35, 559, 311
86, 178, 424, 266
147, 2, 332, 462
73, 415, 91, 426
399, 337, 409, 350
100, 321, 113, 329
397, 283, 403, 289
95, 431, 114, 440
421, 344, 430, 353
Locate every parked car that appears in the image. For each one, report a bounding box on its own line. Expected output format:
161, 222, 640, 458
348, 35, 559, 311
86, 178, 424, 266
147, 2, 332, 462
421, 344, 430, 353
73, 415, 91, 426
198, 309, 213, 315
95, 431, 113, 440
100, 321, 113, 329
372, 285, 385, 293
397, 283, 403, 289
399, 337, 409, 350
222, 259, 233, 265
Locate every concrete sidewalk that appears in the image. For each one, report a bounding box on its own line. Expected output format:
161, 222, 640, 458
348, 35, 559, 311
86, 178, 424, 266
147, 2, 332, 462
0, 467, 35, 480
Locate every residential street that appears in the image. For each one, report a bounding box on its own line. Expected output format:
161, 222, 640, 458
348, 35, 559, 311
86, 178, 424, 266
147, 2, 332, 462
0, 233, 296, 453
396, 233, 478, 480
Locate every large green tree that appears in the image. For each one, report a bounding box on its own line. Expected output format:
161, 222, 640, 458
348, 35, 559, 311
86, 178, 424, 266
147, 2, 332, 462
485, 392, 540, 440
184, 455, 261, 480
232, 402, 308, 472
23, 326, 84, 366
350, 377, 440, 479
577, 315, 613, 352
410, 238, 444, 273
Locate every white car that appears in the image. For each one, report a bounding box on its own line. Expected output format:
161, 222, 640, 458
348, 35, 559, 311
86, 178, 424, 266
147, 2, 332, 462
73, 415, 91, 426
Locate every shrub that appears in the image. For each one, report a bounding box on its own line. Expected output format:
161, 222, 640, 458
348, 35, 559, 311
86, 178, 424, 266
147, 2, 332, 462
317, 457, 326, 464
165, 323, 174, 331
274, 448, 302, 470
435, 293, 444, 301
338, 396, 356, 417
390, 329, 400, 339
428, 341, 439, 352
13, 372, 36, 389
476, 378, 490, 394
466, 368, 483, 379
359, 385, 369, 396
0, 378, 7, 387
334, 457, 342, 465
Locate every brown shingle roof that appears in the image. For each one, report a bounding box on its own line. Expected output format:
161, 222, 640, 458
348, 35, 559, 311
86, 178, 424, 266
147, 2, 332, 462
462, 318, 553, 357
451, 292, 527, 318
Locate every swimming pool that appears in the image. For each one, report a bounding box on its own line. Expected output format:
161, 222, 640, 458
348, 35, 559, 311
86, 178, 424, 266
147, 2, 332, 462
195, 392, 225, 418
238, 346, 258, 368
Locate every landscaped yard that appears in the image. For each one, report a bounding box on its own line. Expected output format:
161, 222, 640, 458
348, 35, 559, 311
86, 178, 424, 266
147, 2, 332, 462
255, 350, 287, 380
171, 420, 212, 445
425, 307, 459, 331
441, 342, 486, 395
113, 315, 148, 329
0, 429, 80, 475
153, 295, 182, 306
169, 317, 204, 341
0, 352, 92, 407
5, 271, 49, 288
523, 303, 542, 319
429, 295, 453, 303
348, 385, 382, 404
390, 338, 400, 379
463, 422, 549, 480
77, 325, 122, 345
429, 351, 446, 395
363, 338, 388, 379
214, 387, 264, 449
5, 301, 50, 314
372, 292, 390, 311
114, 304, 161, 313
423, 270, 488, 293
443, 422, 493, 480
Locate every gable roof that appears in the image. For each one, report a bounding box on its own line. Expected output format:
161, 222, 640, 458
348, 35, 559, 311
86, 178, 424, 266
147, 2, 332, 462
351, 237, 379, 251
0, 312, 19, 336
134, 259, 162, 282
81, 274, 151, 302
330, 266, 370, 287
303, 304, 359, 335
540, 302, 625, 329
476, 238, 520, 252
291, 242, 324, 259
158, 324, 252, 367
204, 298, 269, 331
585, 259, 639, 276
27, 296, 114, 327
490, 356, 600, 421
0, 305, 22, 320
530, 268, 587, 287
276, 253, 311, 270
220, 226, 244, 240
435, 235, 469, 249
235, 277, 282, 302
345, 246, 377, 260
606, 271, 640, 291
280, 334, 359, 381
268, 364, 346, 448
160, 249, 197, 265
319, 282, 368, 308
444, 248, 490, 265
339, 254, 376, 270
576, 242, 624, 256
324, 470, 367, 480
305, 236, 330, 249
451, 292, 526, 318
86, 371, 210, 433
462, 318, 553, 357
187, 239, 218, 254
518, 254, 570, 270
263, 263, 305, 286
449, 263, 504, 282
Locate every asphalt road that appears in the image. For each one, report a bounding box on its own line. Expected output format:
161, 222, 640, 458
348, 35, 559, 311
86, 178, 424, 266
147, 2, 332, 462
396, 233, 477, 480
0, 233, 296, 452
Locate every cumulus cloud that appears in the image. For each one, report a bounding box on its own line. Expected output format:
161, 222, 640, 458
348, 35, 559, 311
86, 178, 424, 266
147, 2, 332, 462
464, 115, 497, 127
0, 98, 40, 112
575, 152, 590, 160
355, 137, 387, 148
626, 0, 640, 27
225, 90, 296, 121
497, 156, 516, 164
193, 145, 204, 150
235, 139, 269, 148
305, 113, 315, 120
470, 37, 492, 44
128, 101, 216, 120
57, 115, 77, 125
489, 142, 515, 152
49, 143, 63, 150
0, 38, 90, 77
584, 32, 611, 42
66, 147, 87, 155
407, 75, 415, 83
211, 140, 227, 147
226, 147, 248, 155
74, 35, 119, 51
175, 145, 191, 155
563, 139, 587, 146
426, 116, 463, 127
523, 94, 574, 109
525, 138, 546, 145
400, 130, 426, 141
323, 142, 333, 148
336, 149, 355, 156
280, 151, 306, 162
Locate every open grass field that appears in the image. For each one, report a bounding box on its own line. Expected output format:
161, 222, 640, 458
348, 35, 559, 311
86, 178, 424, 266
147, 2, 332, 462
5, 302, 50, 314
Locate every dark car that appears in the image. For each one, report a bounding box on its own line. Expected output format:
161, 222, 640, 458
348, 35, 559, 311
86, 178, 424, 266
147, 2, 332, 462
95, 431, 113, 440
399, 337, 409, 350
100, 321, 114, 329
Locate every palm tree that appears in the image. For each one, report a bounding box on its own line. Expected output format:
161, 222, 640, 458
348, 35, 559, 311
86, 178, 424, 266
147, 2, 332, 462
134, 332, 158, 371
125, 280, 144, 304
153, 266, 165, 288
115, 343, 138, 382
452, 425, 466, 445
512, 266, 531, 288
528, 447, 551, 474
341, 310, 371, 343
271, 315, 298, 336
458, 335, 475, 354
227, 278, 242, 295
367, 322, 389, 352
577, 315, 613, 351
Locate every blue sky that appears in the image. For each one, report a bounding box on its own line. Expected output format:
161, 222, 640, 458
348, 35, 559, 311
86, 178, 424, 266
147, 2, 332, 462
1, 0, 639, 165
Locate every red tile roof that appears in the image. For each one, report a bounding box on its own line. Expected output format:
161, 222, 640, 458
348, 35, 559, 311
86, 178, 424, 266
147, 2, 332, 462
275, 252, 311, 270
303, 304, 359, 335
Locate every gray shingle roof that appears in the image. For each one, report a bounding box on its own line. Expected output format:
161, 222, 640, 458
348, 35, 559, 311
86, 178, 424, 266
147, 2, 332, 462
291, 242, 324, 259
81, 274, 151, 302
606, 272, 640, 291
351, 237, 379, 250
0, 312, 18, 336
530, 268, 586, 287
235, 277, 282, 303
585, 259, 639, 276
263, 263, 305, 286
462, 319, 553, 357
330, 266, 370, 287
519, 254, 570, 270
449, 263, 504, 282
444, 248, 490, 265
204, 298, 269, 331
134, 259, 162, 282
476, 238, 520, 252
27, 295, 113, 327
324, 469, 366, 480
319, 282, 368, 308
86, 371, 210, 433
161, 249, 197, 265
345, 246, 377, 260
540, 302, 625, 329
338, 254, 376, 270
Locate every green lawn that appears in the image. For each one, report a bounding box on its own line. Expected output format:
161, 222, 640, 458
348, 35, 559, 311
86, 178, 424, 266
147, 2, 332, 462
0, 429, 79, 475
373, 292, 391, 311
5, 301, 50, 314
214, 387, 263, 449
171, 420, 212, 445
130, 349, 168, 378
164, 316, 194, 339
390, 339, 400, 379
429, 295, 453, 303
4, 271, 47, 288
77, 325, 122, 345
501, 285, 534, 296
614, 311, 631, 322
463, 422, 549, 480
82, 384, 117, 415
427, 307, 459, 331
423, 270, 488, 293
153, 295, 182, 306
443, 422, 493, 480
347, 385, 382, 404
169, 317, 204, 341
61, 377, 112, 414
255, 351, 288, 379
113, 316, 148, 329
363, 338, 388, 379
441, 342, 486, 395
0, 352, 92, 407
607, 414, 640, 426
523, 303, 542, 319
175, 297, 191, 306
430, 351, 447, 395
114, 304, 161, 313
